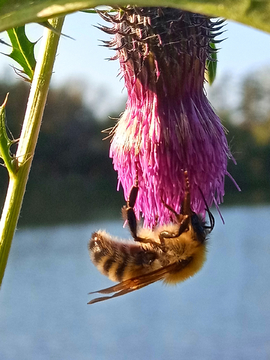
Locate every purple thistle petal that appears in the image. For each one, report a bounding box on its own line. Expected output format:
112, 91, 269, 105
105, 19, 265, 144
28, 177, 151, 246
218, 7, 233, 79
100, 7, 238, 227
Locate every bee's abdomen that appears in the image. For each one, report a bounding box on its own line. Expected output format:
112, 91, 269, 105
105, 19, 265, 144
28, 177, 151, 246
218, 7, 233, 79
89, 231, 159, 282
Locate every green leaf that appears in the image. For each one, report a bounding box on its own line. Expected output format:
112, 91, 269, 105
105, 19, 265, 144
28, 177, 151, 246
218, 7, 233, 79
0, 94, 17, 175
0, 1, 270, 34
6, 26, 36, 81
206, 43, 217, 86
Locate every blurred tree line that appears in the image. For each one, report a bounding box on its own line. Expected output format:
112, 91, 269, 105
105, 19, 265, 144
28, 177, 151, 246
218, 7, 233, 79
210, 67, 270, 205
0, 79, 125, 226
0, 67, 269, 226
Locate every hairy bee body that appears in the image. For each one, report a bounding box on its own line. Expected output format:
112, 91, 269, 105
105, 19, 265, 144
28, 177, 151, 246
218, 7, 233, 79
88, 171, 214, 304
90, 223, 206, 285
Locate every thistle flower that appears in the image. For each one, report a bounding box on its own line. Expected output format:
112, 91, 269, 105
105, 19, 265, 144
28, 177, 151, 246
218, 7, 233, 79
100, 7, 238, 227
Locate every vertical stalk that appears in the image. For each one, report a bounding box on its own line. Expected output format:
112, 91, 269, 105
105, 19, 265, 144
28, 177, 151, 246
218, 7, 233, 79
0, 17, 65, 286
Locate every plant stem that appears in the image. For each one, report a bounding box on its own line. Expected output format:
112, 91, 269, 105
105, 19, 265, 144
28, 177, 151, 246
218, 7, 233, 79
0, 17, 65, 286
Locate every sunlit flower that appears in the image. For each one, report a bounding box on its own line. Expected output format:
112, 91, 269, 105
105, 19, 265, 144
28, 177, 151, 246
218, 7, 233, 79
100, 7, 238, 227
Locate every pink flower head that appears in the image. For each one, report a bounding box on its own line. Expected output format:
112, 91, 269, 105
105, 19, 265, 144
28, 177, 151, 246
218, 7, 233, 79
100, 7, 238, 227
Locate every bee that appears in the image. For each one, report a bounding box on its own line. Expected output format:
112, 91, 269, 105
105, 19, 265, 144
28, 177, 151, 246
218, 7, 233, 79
88, 171, 214, 304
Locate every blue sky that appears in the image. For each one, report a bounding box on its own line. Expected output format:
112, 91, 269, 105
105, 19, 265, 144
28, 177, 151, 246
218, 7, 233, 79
1, 11, 270, 115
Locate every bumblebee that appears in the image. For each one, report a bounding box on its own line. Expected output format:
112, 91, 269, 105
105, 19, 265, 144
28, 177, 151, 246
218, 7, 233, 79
88, 171, 214, 304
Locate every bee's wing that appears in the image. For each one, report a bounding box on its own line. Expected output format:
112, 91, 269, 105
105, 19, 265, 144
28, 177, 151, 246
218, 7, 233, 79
88, 262, 179, 304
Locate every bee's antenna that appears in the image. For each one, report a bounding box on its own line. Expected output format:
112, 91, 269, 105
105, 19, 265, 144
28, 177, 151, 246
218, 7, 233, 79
198, 188, 215, 232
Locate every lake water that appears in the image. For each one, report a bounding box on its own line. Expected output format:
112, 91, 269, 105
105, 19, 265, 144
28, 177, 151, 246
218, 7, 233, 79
0, 205, 270, 360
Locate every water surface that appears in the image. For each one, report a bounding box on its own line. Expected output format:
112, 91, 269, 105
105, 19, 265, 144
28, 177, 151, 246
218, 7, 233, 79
0, 206, 270, 360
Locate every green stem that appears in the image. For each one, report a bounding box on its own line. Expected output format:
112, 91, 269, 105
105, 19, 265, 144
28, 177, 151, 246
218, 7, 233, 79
0, 17, 65, 286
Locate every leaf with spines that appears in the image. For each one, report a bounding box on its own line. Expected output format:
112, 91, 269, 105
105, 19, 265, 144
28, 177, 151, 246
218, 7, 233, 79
6, 26, 36, 81
0, 94, 18, 175
206, 42, 217, 85
0, 38, 11, 47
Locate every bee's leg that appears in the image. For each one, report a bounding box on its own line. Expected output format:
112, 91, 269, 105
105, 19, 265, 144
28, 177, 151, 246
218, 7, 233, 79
122, 181, 165, 249
153, 215, 159, 229
159, 215, 189, 244
159, 170, 192, 243
161, 199, 182, 223
124, 197, 163, 248
122, 170, 170, 250
180, 170, 193, 216
122, 179, 139, 239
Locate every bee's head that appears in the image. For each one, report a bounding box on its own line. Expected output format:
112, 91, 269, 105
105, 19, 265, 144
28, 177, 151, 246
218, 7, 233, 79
190, 211, 214, 243
198, 188, 215, 234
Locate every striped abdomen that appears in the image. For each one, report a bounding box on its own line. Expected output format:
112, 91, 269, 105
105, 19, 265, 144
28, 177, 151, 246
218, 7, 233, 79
89, 230, 162, 282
